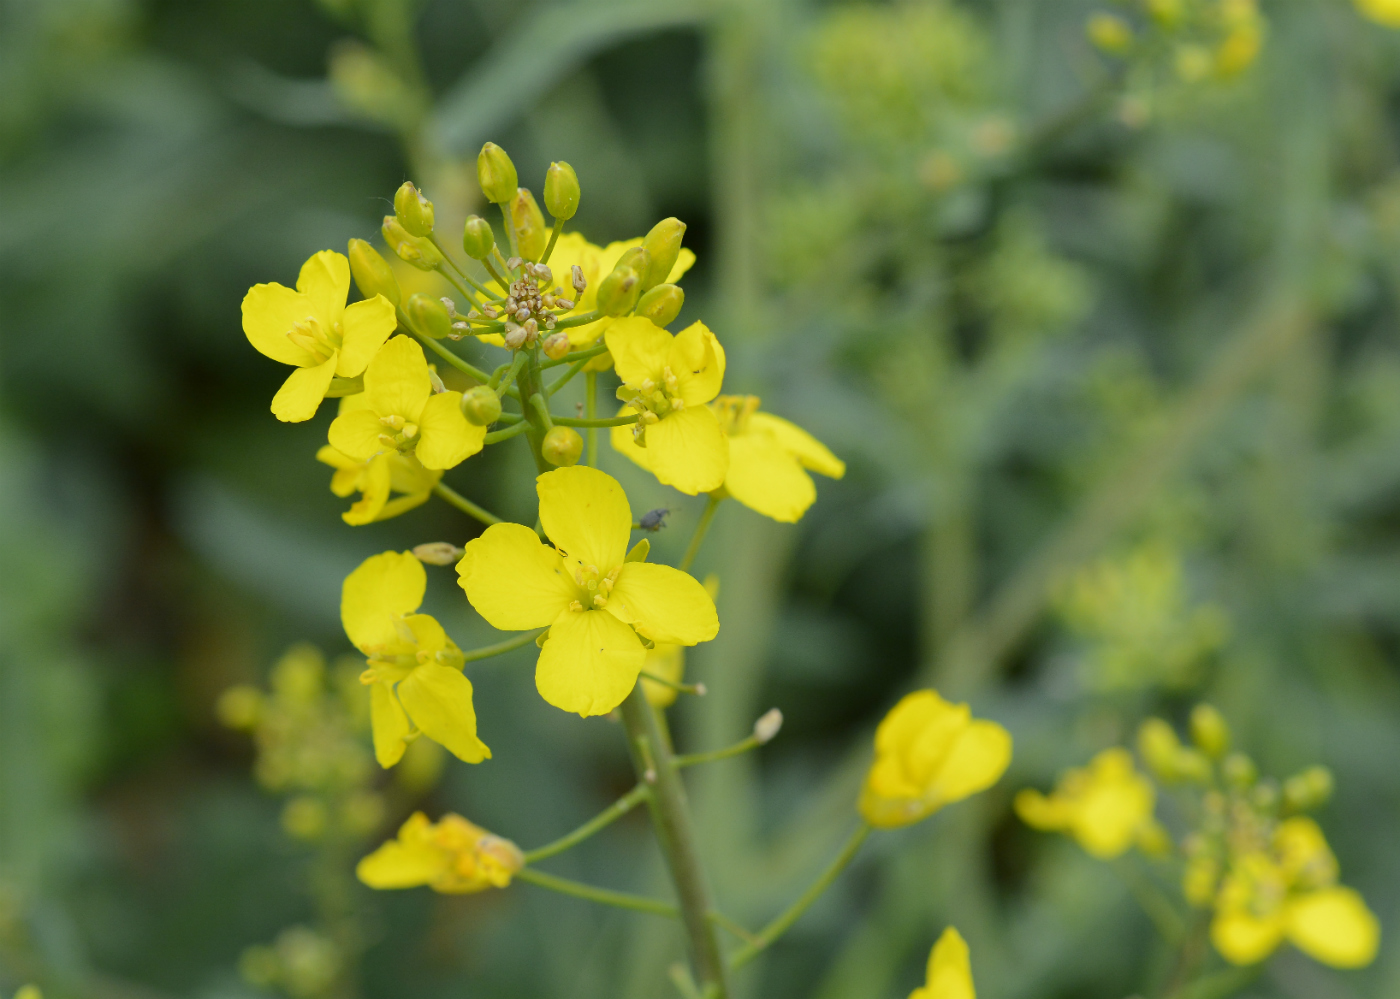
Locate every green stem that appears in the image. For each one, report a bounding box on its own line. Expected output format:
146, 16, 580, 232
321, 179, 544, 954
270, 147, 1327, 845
529, 392, 554, 430
553, 309, 604, 330
523, 784, 650, 863
413, 333, 495, 386
514, 867, 677, 919
545, 354, 590, 396
553, 414, 637, 427
496, 352, 528, 397
432, 482, 502, 526
434, 264, 481, 309
680, 496, 722, 573
586, 371, 598, 466
707, 910, 758, 945
1113, 858, 1185, 944
483, 257, 511, 293
640, 671, 706, 697
515, 349, 552, 473
728, 823, 870, 970
461, 628, 546, 664
484, 421, 530, 445
1165, 966, 1260, 999
542, 342, 608, 368
501, 203, 519, 261
541, 218, 565, 264
674, 736, 761, 769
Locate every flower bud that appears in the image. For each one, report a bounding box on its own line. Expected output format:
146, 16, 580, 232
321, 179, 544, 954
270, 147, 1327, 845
544, 161, 580, 221
477, 141, 518, 204
541, 332, 571, 360
407, 293, 452, 339
596, 265, 641, 316
635, 283, 684, 327
1283, 765, 1333, 812
753, 708, 783, 744
216, 685, 262, 729
1137, 718, 1181, 782
511, 188, 548, 261
1222, 752, 1257, 788
394, 181, 435, 237
383, 216, 442, 270
640, 217, 685, 290
460, 385, 502, 425
1189, 703, 1230, 759
1173, 748, 1212, 784
616, 245, 651, 280
461, 215, 496, 260
572, 264, 587, 295
542, 426, 583, 466
1087, 13, 1134, 55
348, 238, 401, 306
413, 542, 464, 565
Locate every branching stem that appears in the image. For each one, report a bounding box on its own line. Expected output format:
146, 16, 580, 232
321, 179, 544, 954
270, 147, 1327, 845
432, 482, 502, 526
523, 784, 650, 864
514, 867, 677, 919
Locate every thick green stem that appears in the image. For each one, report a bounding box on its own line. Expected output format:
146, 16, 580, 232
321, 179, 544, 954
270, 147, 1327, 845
619, 685, 731, 998
515, 349, 552, 473
433, 482, 501, 526
680, 496, 723, 572
524, 784, 650, 863
515, 867, 677, 919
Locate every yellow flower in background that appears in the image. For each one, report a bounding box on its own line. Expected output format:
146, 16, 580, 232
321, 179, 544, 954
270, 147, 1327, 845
342, 551, 490, 767
1210, 817, 1379, 968
327, 335, 484, 470
1015, 748, 1161, 859
357, 811, 522, 893
710, 395, 846, 522
641, 643, 685, 708
457, 466, 719, 717
316, 437, 441, 525
859, 690, 1012, 828
607, 318, 729, 495
1356, 0, 1400, 28
242, 250, 396, 422
910, 927, 975, 999
1214, 0, 1263, 77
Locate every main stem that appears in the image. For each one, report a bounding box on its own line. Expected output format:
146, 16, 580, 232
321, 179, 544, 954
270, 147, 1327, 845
620, 685, 730, 998
516, 348, 552, 473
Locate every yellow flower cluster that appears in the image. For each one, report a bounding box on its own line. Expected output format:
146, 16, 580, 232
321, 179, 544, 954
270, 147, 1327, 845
1015, 748, 1167, 859
1086, 0, 1265, 88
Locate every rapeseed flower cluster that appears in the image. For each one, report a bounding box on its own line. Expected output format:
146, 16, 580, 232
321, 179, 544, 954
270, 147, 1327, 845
1086, 0, 1265, 83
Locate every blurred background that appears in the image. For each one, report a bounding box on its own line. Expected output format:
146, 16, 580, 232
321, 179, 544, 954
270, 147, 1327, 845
3, 0, 1400, 997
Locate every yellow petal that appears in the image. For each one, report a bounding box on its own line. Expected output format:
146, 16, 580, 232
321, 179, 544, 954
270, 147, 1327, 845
1286, 888, 1380, 968
1014, 789, 1070, 831
610, 408, 660, 473
370, 681, 410, 767
297, 249, 350, 326
918, 927, 976, 999
341, 550, 426, 651
537, 465, 632, 570
317, 443, 359, 472
748, 412, 845, 478
668, 321, 726, 405
608, 561, 719, 645
457, 523, 575, 630
1212, 909, 1285, 965
343, 453, 392, 526
930, 720, 1013, 805
376, 491, 433, 521
668, 247, 696, 284
536, 608, 646, 716
1071, 767, 1154, 859
605, 316, 672, 386
1357, 0, 1400, 28
357, 816, 442, 888
242, 282, 319, 366
271, 354, 338, 422
725, 430, 816, 523
336, 294, 397, 376
365, 335, 431, 421
397, 663, 492, 764
328, 407, 387, 462
388, 453, 442, 494
416, 391, 485, 469
641, 405, 729, 495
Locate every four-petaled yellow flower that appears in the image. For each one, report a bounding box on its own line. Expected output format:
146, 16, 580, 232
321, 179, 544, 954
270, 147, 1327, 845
910, 927, 975, 999
607, 318, 729, 495
317, 439, 441, 525
328, 335, 484, 470
1210, 817, 1379, 968
342, 551, 490, 767
242, 250, 396, 422
456, 465, 719, 716
710, 395, 846, 522
1014, 748, 1161, 859
859, 690, 1012, 828
1356, 0, 1400, 28
357, 811, 523, 893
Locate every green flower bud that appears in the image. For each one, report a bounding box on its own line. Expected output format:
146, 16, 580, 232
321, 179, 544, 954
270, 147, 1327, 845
596, 265, 641, 317
406, 293, 452, 339
478, 142, 518, 204
544, 161, 580, 221
1137, 718, 1181, 782
1283, 765, 1334, 812
382, 216, 442, 271
1087, 13, 1134, 56
640, 217, 685, 291
347, 238, 401, 306
394, 181, 435, 237
511, 188, 548, 261
616, 245, 651, 280
1222, 752, 1257, 789
462, 215, 496, 260
542, 426, 584, 467
1189, 703, 1230, 759
635, 283, 684, 327
461, 385, 502, 425
1173, 748, 1212, 784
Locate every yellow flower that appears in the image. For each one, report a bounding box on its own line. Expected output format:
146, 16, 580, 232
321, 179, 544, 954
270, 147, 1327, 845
910, 927, 975, 999
456, 465, 719, 716
1014, 748, 1159, 859
1211, 817, 1379, 968
327, 335, 484, 470
317, 431, 441, 526
242, 250, 396, 422
552, 233, 697, 346
606, 318, 729, 495
859, 690, 1012, 829
342, 551, 490, 767
1356, 0, 1400, 27
709, 395, 845, 522
356, 811, 522, 893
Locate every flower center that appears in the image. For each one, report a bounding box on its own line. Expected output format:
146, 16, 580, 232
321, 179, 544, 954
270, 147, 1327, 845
620, 366, 688, 447
712, 394, 761, 435
285, 315, 344, 363
566, 561, 621, 611
376, 413, 420, 454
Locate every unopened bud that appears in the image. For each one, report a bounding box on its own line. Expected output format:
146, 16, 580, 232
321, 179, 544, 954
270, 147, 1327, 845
1283, 765, 1333, 812
616, 245, 651, 280
636, 283, 684, 327
541, 333, 570, 360
1189, 704, 1230, 759
641, 217, 686, 290
216, 685, 262, 729
1173, 748, 1212, 784
407, 293, 452, 339
542, 426, 584, 466
383, 216, 442, 270
1138, 717, 1181, 782
1251, 779, 1279, 812
572, 264, 587, 295
477, 141, 518, 204
348, 237, 401, 306
511, 188, 548, 261
460, 385, 502, 425
462, 215, 496, 260
597, 266, 640, 316
504, 324, 527, 350
753, 708, 783, 744
1087, 13, 1134, 55
394, 181, 435, 237
544, 161, 580, 220
1222, 752, 1257, 789
413, 542, 464, 565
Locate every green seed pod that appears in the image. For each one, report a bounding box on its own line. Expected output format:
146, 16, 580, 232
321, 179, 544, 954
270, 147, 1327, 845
635, 283, 684, 327
460, 385, 502, 425
382, 216, 442, 271
462, 215, 496, 260
406, 293, 452, 339
394, 181, 435, 237
542, 426, 584, 467
1137, 717, 1181, 782
347, 238, 401, 306
511, 188, 548, 261
1189, 703, 1230, 759
640, 217, 685, 290
477, 142, 518, 204
544, 161, 580, 221
596, 265, 640, 317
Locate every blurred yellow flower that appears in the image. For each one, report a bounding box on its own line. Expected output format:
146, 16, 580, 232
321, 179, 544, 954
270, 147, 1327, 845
342, 551, 490, 767
859, 690, 1012, 828
316, 435, 441, 525
1015, 748, 1161, 859
607, 318, 729, 495
357, 811, 522, 893
641, 643, 685, 708
457, 466, 719, 716
242, 250, 396, 422
910, 927, 975, 999
327, 335, 484, 470
1356, 0, 1400, 27
710, 395, 845, 523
